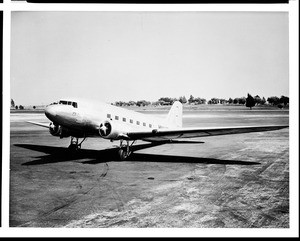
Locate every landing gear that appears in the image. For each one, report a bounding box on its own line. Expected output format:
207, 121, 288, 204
68, 136, 86, 150
118, 140, 136, 160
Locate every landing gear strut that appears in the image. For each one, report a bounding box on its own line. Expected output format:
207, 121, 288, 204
68, 136, 86, 150
118, 140, 136, 160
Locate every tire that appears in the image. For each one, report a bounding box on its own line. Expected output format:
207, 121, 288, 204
118, 148, 128, 161
68, 144, 78, 151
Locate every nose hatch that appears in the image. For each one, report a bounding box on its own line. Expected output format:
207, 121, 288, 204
45, 105, 57, 121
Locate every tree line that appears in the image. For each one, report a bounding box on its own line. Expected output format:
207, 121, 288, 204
10, 99, 36, 110
10, 94, 289, 110
112, 94, 289, 109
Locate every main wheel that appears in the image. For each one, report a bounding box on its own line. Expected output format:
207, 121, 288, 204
68, 144, 80, 151
118, 148, 128, 160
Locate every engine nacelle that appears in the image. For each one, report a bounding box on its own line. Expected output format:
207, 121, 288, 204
99, 120, 125, 140
49, 122, 71, 138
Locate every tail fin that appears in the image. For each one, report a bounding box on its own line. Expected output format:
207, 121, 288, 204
165, 101, 183, 128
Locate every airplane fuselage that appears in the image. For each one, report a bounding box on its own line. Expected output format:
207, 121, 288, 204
45, 99, 168, 140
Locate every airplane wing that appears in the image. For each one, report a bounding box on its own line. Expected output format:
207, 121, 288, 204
27, 121, 50, 128
126, 125, 289, 142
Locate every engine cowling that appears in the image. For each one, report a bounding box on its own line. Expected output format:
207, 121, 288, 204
49, 122, 71, 138
99, 120, 124, 140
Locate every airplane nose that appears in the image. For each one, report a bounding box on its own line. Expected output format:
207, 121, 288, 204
45, 105, 57, 120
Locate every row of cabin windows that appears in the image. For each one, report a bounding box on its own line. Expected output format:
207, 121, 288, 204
107, 114, 153, 128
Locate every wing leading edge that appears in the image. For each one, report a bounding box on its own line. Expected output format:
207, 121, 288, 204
126, 125, 289, 142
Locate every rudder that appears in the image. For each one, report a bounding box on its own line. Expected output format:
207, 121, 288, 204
165, 101, 183, 128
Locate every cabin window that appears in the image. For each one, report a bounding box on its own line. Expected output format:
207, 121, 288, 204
143, 122, 146, 126
107, 114, 111, 119
72, 102, 78, 108
136, 121, 140, 125
67, 101, 72, 105
130, 119, 133, 124
123, 117, 126, 122
149, 124, 152, 128
115, 116, 119, 120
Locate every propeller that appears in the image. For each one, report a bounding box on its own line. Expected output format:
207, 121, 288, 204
49, 122, 60, 136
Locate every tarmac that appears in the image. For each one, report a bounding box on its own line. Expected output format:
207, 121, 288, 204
9, 108, 289, 228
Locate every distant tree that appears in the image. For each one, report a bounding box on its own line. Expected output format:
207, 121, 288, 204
158, 97, 172, 105
193, 97, 200, 105
267, 96, 280, 106
188, 95, 194, 104
15, 105, 18, 110
179, 96, 187, 104
254, 95, 262, 105
278, 104, 283, 109
137, 100, 151, 107
246, 93, 255, 110
238, 97, 246, 105
193, 97, 206, 105
260, 97, 266, 105
114, 101, 125, 106
11, 99, 15, 108
209, 98, 219, 104
128, 101, 136, 106
136, 101, 143, 107
19, 105, 24, 110
231, 97, 245, 105
33, 106, 36, 109
280, 95, 289, 106
219, 99, 227, 104
228, 98, 233, 104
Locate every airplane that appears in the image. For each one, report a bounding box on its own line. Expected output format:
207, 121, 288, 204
28, 98, 289, 160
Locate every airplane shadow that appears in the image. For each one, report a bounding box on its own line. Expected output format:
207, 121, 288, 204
15, 143, 260, 166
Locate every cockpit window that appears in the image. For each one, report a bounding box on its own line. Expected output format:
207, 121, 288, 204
59, 100, 68, 105
58, 100, 78, 108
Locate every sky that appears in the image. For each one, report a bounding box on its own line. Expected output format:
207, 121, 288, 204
11, 11, 289, 106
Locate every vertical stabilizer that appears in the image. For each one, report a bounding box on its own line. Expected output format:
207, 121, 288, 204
165, 101, 183, 128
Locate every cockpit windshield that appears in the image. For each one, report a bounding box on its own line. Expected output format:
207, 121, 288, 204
55, 100, 78, 108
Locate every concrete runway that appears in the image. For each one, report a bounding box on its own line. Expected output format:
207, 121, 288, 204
9, 108, 289, 228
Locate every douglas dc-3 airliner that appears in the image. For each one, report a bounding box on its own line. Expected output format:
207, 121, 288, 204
28, 98, 288, 160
